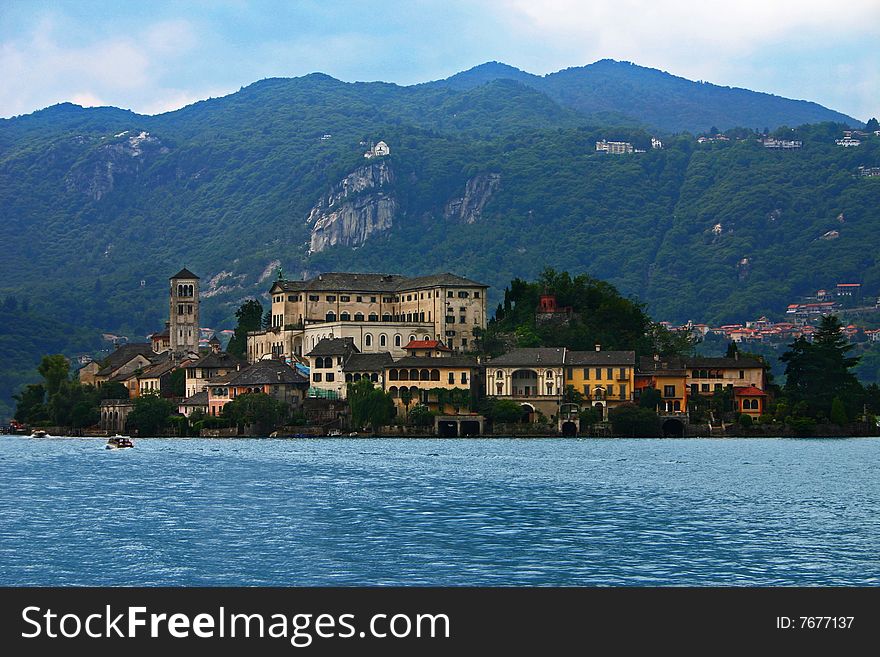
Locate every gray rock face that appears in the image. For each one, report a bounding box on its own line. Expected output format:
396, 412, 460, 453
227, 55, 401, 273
444, 172, 501, 224
307, 160, 397, 253
64, 131, 168, 200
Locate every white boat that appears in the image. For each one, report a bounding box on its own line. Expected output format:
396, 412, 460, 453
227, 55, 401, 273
106, 436, 134, 449
30, 430, 48, 438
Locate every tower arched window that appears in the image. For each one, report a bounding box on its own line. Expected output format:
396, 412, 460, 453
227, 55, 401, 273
365, 334, 372, 347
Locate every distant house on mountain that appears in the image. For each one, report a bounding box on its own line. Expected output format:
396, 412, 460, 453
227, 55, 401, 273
596, 139, 633, 154
364, 141, 390, 158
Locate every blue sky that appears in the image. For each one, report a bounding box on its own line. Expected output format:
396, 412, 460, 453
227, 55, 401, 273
1, 0, 878, 121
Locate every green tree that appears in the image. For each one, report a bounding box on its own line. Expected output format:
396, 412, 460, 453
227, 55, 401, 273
399, 386, 414, 419
226, 299, 264, 358
100, 381, 129, 400
347, 379, 395, 431
866, 117, 879, 132
608, 403, 662, 437
222, 392, 287, 434
38, 355, 70, 397
13, 384, 47, 424
725, 342, 739, 358
482, 398, 524, 424
638, 387, 661, 410
168, 368, 186, 397
409, 404, 435, 427
126, 393, 175, 436
830, 396, 848, 426
780, 315, 861, 418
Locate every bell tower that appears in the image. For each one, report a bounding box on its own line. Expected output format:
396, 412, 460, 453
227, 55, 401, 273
169, 268, 200, 355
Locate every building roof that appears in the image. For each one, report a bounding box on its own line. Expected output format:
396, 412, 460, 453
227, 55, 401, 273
637, 356, 688, 374
170, 267, 199, 280
208, 334, 221, 345
389, 355, 479, 368
734, 385, 767, 397
488, 348, 566, 367
565, 350, 635, 366
403, 339, 451, 352
97, 343, 155, 376
306, 337, 359, 357
183, 351, 244, 370
685, 356, 764, 369
180, 391, 208, 406
342, 352, 395, 372
272, 271, 488, 293
139, 357, 178, 379
226, 361, 308, 387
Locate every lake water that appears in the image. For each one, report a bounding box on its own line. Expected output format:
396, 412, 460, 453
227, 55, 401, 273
0, 435, 878, 586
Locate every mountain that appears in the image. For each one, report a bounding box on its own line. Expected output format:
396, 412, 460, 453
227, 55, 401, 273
429, 59, 859, 133
0, 59, 877, 418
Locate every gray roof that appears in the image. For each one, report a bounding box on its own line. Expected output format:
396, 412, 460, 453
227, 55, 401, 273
389, 355, 479, 368
638, 356, 688, 373
272, 271, 488, 293
180, 391, 208, 406
140, 357, 178, 378
566, 350, 635, 366
306, 337, 359, 357
488, 348, 566, 367
97, 343, 155, 375
184, 351, 244, 370
685, 356, 764, 369
226, 361, 308, 386
170, 267, 199, 280
342, 352, 395, 372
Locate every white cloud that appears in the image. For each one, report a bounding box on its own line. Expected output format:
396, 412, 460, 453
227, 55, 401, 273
0, 15, 199, 117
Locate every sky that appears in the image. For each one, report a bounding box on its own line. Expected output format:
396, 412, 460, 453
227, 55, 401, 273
1, 0, 878, 121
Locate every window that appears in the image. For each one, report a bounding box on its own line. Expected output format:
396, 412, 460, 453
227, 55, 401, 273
380, 334, 387, 347
420, 312, 425, 322
340, 295, 350, 302
371, 373, 378, 382
448, 372, 455, 384
607, 384, 614, 397
409, 335, 416, 342
663, 385, 675, 398
308, 295, 319, 301
595, 368, 602, 380
447, 291, 454, 298
714, 383, 723, 392
382, 296, 393, 303
327, 295, 336, 302
606, 368, 613, 379
371, 297, 377, 303
739, 370, 745, 379
431, 369, 440, 381
354, 313, 364, 321
326, 312, 336, 322
340, 312, 350, 321
326, 373, 334, 382
474, 292, 480, 298
701, 383, 710, 392
446, 316, 455, 324
496, 370, 504, 379
583, 384, 590, 396
407, 295, 412, 301
356, 296, 363, 302
461, 372, 468, 384
619, 368, 626, 379
313, 373, 322, 382
177, 304, 184, 315
287, 295, 297, 302
458, 291, 469, 298
461, 338, 467, 348
395, 335, 401, 347
368, 313, 378, 322
365, 334, 372, 347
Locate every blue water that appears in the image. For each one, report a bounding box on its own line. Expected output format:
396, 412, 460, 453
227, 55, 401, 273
0, 435, 878, 586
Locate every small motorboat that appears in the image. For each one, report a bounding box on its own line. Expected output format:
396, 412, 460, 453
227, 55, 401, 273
30, 430, 48, 438
106, 436, 134, 449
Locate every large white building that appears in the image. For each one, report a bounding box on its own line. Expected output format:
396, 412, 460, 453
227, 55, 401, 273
247, 272, 489, 362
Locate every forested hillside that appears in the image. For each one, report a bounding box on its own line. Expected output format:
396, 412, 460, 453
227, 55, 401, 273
0, 60, 877, 418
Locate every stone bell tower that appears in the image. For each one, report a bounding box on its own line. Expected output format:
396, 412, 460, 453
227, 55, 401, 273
169, 268, 200, 356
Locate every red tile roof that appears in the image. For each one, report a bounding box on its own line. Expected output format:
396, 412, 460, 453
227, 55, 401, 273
403, 339, 451, 351
734, 385, 767, 396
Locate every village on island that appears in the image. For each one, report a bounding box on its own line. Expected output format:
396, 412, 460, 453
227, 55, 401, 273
19, 264, 789, 440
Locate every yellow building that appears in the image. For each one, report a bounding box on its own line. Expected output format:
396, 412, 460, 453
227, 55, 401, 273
564, 349, 635, 419
385, 356, 479, 414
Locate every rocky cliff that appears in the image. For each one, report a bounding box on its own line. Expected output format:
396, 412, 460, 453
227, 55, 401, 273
64, 131, 169, 200
443, 172, 501, 223
307, 160, 397, 253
